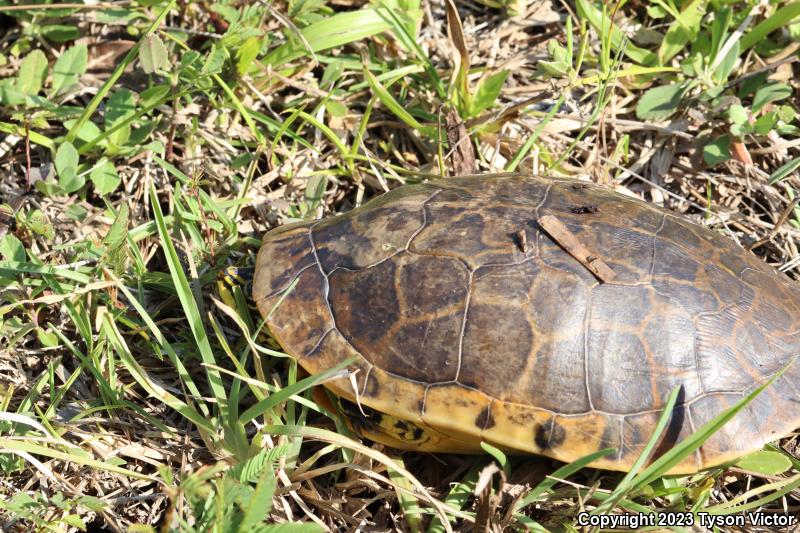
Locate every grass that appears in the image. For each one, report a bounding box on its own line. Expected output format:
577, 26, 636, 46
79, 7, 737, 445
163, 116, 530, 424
1, 0, 800, 531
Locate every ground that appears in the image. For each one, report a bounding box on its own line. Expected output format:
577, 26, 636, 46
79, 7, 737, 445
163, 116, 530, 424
0, 0, 799, 531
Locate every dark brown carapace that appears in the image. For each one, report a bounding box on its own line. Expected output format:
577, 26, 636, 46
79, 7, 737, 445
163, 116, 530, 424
253, 174, 800, 473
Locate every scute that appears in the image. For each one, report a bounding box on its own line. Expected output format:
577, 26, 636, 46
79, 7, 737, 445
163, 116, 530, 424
328, 253, 468, 383
255, 173, 800, 473
328, 259, 401, 347
398, 254, 470, 313
258, 266, 333, 358
252, 220, 316, 304
459, 301, 535, 395
588, 328, 653, 413
469, 260, 592, 413
313, 186, 432, 272
411, 203, 537, 267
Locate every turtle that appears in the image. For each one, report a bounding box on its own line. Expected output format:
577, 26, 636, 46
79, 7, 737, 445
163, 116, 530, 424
252, 173, 800, 473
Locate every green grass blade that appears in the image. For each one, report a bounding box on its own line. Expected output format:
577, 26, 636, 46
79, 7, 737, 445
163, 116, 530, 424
148, 183, 227, 412
0, 438, 153, 481
511, 515, 552, 533
102, 312, 215, 434
375, 5, 445, 99
630, 364, 791, 492
575, 0, 657, 66
703, 473, 800, 514
578, 66, 679, 85
238, 359, 353, 424
347, 64, 423, 92
112, 277, 211, 418
506, 94, 565, 172
515, 447, 617, 510
296, 111, 350, 160
740, 2, 800, 52
768, 156, 800, 185
390, 456, 423, 532
265, 9, 393, 67
363, 66, 435, 137
593, 385, 683, 514
574, 491, 656, 517
0, 262, 91, 284
480, 441, 510, 476
426, 461, 484, 533
0, 121, 55, 150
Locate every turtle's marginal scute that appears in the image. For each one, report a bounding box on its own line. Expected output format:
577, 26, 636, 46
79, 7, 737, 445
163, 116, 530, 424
363, 371, 380, 397
252, 220, 316, 304
255, 173, 800, 473
257, 266, 333, 359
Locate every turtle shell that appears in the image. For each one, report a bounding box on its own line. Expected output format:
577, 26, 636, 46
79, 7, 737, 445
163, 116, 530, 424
253, 174, 800, 473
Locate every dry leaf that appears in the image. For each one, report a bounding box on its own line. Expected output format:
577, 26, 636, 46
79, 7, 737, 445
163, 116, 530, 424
446, 108, 477, 175
445, 0, 470, 94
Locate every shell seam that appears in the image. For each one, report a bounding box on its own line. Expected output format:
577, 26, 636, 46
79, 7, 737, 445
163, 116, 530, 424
583, 288, 595, 411
648, 212, 668, 283
453, 270, 473, 382
306, 219, 338, 357
256, 263, 317, 304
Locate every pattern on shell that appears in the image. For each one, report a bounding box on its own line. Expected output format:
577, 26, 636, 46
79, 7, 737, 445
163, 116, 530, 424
253, 174, 800, 472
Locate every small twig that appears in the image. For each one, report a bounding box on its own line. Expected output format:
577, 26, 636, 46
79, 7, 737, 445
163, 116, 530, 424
547, 113, 695, 140
724, 55, 799, 90
780, 254, 800, 273
749, 195, 800, 250
103, 493, 168, 504
749, 137, 800, 155
538, 215, 617, 282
